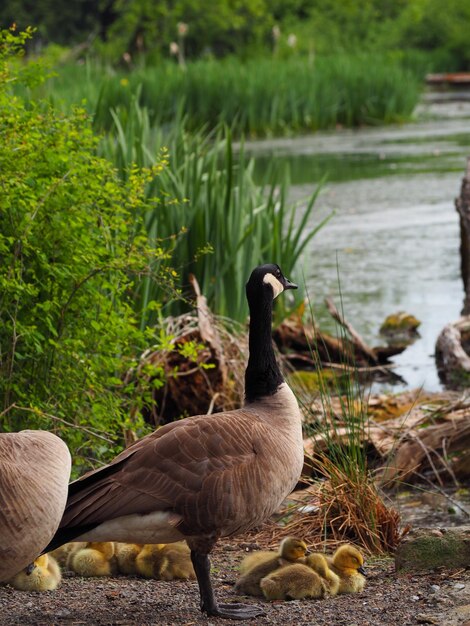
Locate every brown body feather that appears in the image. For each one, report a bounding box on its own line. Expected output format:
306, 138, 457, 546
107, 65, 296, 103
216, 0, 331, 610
55, 386, 302, 547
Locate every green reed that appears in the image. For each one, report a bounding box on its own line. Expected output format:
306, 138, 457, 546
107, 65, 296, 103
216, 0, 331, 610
99, 100, 329, 324
37, 53, 421, 137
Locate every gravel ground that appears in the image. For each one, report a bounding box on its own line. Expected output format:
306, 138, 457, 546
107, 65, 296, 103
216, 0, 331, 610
1, 539, 469, 626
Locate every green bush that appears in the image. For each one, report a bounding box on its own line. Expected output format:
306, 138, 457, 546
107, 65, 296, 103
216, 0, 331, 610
0, 28, 175, 473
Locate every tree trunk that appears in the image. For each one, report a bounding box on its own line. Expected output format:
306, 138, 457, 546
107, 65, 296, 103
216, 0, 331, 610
455, 157, 470, 314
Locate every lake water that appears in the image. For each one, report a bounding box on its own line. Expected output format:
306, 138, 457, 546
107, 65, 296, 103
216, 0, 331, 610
246, 95, 470, 391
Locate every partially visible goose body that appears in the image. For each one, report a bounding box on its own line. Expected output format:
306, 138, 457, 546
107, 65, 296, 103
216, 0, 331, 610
115, 542, 144, 575
45, 264, 303, 620
71, 542, 116, 577
8, 554, 61, 592
326, 545, 366, 594
303, 554, 340, 596
0, 430, 71, 582
260, 559, 326, 601
238, 536, 308, 577
136, 542, 195, 580
235, 537, 308, 596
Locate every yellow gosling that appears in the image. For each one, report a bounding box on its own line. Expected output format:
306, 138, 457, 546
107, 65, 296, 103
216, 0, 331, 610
8, 554, 61, 591
115, 543, 144, 576
235, 537, 309, 597
135, 544, 167, 579
158, 543, 195, 581
48, 542, 87, 569
326, 544, 366, 594
304, 553, 340, 596
71, 542, 116, 577
260, 562, 326, 601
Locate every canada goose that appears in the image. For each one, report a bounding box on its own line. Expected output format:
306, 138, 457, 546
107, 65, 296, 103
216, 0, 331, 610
326, 544, 366, 594
8, 554, 62, 591
235, 537, 309, 596
70, 542, 117, 577
260, 560, 326, 601
45, 264, 303, 620
115, 542, 144, 575
48, 541, 87, 569
303, 553, 340, 596
0, 430, 71, 582
136, 542, 195, 580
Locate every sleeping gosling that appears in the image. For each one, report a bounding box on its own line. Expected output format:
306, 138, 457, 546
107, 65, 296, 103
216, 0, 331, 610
326, 544, 366, 594
115, 543, 144, 576
71, 542, 117, 577
238, 536, 308, 576
260, 559, 326, 601
235, 536, 309, 597
136, 543, 195, 580
8, 554, 61, 591
135, 544, 167, 579
48, 541, 87, 570
303, 553, 340, 596
159, 543, 196, 581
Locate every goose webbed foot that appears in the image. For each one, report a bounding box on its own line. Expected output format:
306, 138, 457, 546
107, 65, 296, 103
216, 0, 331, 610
207, 602, 266, 620
191, 550, 266, 621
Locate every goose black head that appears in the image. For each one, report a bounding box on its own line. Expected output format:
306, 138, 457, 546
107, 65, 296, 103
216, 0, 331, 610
246, 264, 298, 303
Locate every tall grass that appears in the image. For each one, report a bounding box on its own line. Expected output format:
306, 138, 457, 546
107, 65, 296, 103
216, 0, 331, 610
35, 53, 422, 137
99, 101, 330, 324
287, 287, 405, 554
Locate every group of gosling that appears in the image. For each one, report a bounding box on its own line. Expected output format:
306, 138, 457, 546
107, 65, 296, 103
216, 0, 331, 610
6, 541, 195, 592
6, 536, 366, 605
235, 537, 366, 602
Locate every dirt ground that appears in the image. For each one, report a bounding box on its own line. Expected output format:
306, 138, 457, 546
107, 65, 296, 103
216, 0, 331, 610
1, 537, 469, 626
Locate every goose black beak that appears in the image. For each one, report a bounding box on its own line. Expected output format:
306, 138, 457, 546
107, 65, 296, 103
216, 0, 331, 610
283, 277, 298, 290
358, 565, 367, 577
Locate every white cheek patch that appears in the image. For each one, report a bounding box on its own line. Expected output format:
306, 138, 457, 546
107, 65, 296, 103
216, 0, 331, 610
263, 273, 284, 298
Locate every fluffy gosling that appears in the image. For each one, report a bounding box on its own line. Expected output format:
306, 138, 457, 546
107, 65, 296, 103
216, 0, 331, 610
71, 542, 117, 577
135, 542, 195, 580
115, 543, 144, 576
48, 541, 87, 570
326, 544, 366, 594
8, 554, 61, 591
303, 553, 340, 596
235, 536, 309, 597
260, 560, 326, 601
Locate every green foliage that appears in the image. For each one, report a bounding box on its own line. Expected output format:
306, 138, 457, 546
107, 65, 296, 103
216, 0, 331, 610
3, 0, 470, 68
99, 104, 329, 322
102, 0, 269, 61
35, 54, 421, 137
0, 28, 175, 472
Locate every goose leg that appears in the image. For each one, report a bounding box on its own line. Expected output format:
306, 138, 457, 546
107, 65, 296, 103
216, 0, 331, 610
190, 551, 266, 620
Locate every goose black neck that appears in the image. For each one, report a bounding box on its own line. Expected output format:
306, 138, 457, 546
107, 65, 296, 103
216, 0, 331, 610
244, 291, 284, 403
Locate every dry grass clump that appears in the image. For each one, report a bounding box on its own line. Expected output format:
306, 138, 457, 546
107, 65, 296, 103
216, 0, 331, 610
288, 455, 407, 555
245, 455, 408, 556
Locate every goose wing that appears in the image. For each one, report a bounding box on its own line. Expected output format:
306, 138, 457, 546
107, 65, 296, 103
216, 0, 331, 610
60, 409, 268, 535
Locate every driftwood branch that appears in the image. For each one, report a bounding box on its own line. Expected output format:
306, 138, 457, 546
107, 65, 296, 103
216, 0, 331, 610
324, 297, 378, 364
